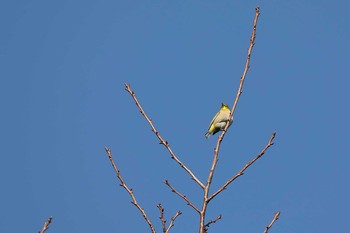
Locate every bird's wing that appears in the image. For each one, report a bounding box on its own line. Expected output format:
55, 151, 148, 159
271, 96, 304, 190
207, 111, 221, 131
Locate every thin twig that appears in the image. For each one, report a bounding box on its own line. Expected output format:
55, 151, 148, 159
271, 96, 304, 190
157, 204, 167, 233
39, 216, 53, 233
105, 147, 156, 233
204, 214, 222, 231
124, 83, 205, 189
157, 203, 182, 233
164, 180, 201, 214
263, 211, 281, 233
199, 7, 261, 233
209, 132, 276, 202
229, 7, 261, 120
165, 211, 182, 233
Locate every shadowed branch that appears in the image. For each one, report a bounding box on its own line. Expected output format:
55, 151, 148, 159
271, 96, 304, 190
204, 214, 222, 232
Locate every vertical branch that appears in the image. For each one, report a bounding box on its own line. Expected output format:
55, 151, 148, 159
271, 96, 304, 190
263, 211, 281, 233
199, 7, 261, 233
230, 7, 261, 119
157, 204, 167, 233
39, 216, 53, 233
105, 147, 156, 233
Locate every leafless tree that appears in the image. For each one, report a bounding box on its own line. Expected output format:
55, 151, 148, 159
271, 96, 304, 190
105, 7, 280, 233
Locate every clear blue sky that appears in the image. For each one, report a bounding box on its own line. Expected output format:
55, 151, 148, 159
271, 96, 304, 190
1, 1, 349, 232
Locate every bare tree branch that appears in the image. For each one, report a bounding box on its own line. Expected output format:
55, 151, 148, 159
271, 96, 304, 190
105, 147, 156, 233
204, 214, 222, 232
157, 204, 167, 233
39, 216, 52, 233
124, 83, 205, 189
263, 211, 281, 233
209, 132, 276, 202
157, 203, 182, 233
164, 180, 201, 214
109, 6, 278, 233
165, 211, 182, 233
199, 7, 261, 233
229, 6, 261, 121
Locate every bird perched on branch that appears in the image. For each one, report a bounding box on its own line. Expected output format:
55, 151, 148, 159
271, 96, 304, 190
205, 103, 232, 139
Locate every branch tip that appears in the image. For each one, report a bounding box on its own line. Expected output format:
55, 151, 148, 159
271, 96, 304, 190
263, 211, 281, 233
204, 214, 222, 230
39, 216, 53, 233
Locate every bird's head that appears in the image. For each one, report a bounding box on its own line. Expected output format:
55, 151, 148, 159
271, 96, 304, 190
221, 103, 230, 110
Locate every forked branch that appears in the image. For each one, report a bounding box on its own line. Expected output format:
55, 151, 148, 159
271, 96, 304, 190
166, 211, 182, 233
124, 83, 205, 189
105, 147, 156, 233
112, 6, 278, 233
157, 204, 182, 233
263, 211, 281, 233
208, 132, 276, 202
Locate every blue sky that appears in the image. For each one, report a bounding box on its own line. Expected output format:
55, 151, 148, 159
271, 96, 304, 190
1, 0, 349, 232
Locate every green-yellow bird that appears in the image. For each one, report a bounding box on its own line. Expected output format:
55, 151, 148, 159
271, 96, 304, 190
205, 103, 232, 139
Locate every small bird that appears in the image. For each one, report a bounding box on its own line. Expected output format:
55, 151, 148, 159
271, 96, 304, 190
205, 103, 232, 139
